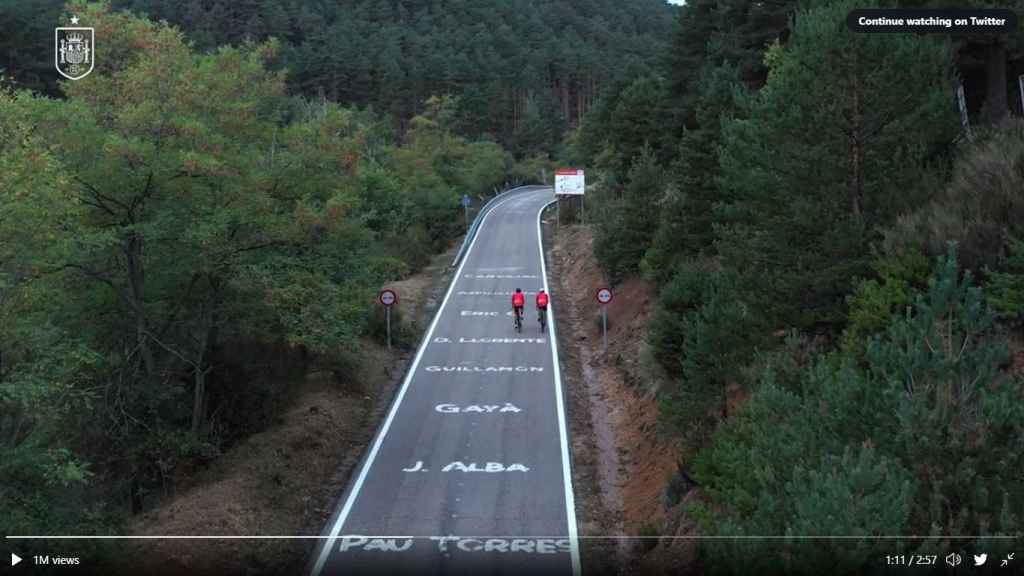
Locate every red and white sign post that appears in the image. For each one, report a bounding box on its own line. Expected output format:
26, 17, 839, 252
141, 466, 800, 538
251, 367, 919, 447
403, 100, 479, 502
596, 287, 613, 351
379, 288, 398, 350
555, 168, 585, 225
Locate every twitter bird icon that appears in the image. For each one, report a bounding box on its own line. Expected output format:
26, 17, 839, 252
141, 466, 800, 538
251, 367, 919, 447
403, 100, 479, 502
974, 553, 987, 566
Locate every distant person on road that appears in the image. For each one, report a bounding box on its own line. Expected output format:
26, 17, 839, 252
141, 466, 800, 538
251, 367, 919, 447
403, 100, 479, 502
512, 288, 525, 325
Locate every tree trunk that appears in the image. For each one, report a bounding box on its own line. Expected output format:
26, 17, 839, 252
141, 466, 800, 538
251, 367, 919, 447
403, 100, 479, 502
576, 81, 583, 127
850, 54, 864, 217
130, 475, 143, 515
561, 78, 570, 121
191, 368, 206, 435
982, 40, 1009, 125
9, 411, 25, 448
124, 234, 154, 377
190, 297, 214, 435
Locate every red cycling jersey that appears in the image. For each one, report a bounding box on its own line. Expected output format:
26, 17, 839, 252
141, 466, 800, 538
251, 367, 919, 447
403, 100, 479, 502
536, 292, 548, 308
512, 292, 525, 308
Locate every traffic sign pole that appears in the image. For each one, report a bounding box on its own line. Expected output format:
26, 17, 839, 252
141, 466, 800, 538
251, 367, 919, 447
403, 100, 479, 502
601, 304, 607, 351
595, 287, 613, 352
379, 289, 398, 351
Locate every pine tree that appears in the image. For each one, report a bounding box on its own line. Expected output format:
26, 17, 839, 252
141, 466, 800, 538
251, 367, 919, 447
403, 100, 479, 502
643, 62, 747, 280
715, 0, 958, 331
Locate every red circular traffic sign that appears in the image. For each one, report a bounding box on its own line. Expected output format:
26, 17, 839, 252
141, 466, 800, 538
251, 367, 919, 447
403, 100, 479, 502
595, 287, 613, 305
379, 288, 398, 307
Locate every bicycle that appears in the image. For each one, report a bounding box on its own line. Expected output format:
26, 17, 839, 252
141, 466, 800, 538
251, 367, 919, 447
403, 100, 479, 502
513, 307, 523, 333
537, 308, 547, 333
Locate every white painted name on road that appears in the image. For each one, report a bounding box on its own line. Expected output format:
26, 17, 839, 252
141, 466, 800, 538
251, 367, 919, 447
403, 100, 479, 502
424, 365, 544, 372
402, 461, 530, 473
339, 537, 414, 552
336, 536, 572, 555
435, 403, 522, 414
464, 274, 539, 279
457, 290, 539, 296
436, 537, 571, 554
459, 337, 546, 344
443, 461, 529, 472
461, 310, 500, 316
432, 337, 546, 344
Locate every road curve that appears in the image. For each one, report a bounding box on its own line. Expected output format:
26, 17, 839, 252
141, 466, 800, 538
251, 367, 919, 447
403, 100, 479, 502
309, 186, 579, 576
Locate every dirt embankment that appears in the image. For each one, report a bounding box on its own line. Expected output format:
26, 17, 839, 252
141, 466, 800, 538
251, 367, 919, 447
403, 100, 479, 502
544, 221, 700, 575
121, 243, 458, 576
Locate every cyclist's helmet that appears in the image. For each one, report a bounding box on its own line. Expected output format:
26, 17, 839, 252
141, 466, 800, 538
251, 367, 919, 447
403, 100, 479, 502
516, 288, 522, 293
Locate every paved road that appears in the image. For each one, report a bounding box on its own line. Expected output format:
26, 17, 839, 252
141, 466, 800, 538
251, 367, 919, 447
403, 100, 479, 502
309, 186, 579, 576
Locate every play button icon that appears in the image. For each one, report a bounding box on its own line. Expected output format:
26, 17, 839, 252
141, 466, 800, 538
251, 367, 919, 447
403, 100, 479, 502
11, 553, 22, 566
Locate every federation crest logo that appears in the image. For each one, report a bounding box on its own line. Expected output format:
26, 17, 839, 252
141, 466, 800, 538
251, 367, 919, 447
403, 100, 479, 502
56, 16, 94, 80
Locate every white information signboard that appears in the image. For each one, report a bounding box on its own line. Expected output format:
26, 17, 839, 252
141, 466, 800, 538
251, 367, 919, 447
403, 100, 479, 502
555, 169, 585, 196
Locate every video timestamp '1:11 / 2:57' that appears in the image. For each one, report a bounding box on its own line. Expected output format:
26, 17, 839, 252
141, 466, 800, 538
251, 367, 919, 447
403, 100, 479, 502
885, 554, 937, 566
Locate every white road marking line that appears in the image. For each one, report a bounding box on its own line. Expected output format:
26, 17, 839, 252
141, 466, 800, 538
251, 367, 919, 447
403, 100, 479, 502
536, 196, 581, 576
309, 192, 525, 576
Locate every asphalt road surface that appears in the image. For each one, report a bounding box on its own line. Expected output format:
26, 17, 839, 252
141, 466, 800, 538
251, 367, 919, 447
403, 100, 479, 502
309, 186, 579, 576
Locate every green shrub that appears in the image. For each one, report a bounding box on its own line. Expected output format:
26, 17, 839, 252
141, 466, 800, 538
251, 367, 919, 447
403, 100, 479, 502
510, 153, 556, 185
649, 259, 710, 376
841, 247, 931, 358
782, 447, 914, 575
640, 183, 688, 286
693, 245, 1024, 574
592, 147, 665, 283
653, 260, 767, 435
366, 301, 416, 350
865, 245, 1023, 537
742, 331, 820, 396
890, 119, 1024, 271
591, 191, 629, 283
985, 236, 1024, 328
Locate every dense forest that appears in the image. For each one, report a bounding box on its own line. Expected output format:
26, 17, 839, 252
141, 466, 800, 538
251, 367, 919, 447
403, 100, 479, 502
0, 0, 674, 156
577, 0, 1024, 572
2, 0, 1024, 573
0, 0, 606, 555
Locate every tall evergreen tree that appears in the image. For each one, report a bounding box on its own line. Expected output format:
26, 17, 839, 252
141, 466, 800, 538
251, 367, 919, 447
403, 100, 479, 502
715, 0, 959, 331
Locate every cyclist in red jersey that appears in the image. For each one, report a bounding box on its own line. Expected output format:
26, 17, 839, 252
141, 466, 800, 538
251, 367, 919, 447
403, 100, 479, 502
512, 288, 525, 327
535, 289, 549, 331
536, 289, 548, 313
